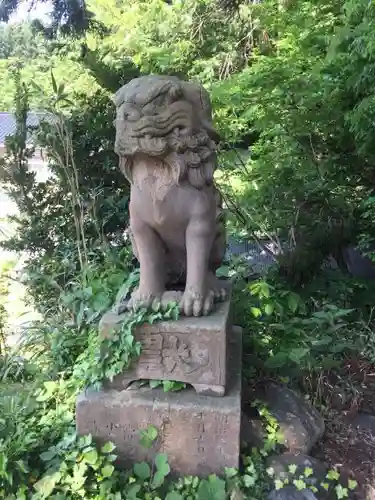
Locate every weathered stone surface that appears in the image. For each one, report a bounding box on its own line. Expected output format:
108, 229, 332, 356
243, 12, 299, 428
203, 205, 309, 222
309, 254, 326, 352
268, 486, 318, 500
76, 327, 242, 476
265, 384, 325, 453
100, 284, 232, 397
266, 453, 327, 494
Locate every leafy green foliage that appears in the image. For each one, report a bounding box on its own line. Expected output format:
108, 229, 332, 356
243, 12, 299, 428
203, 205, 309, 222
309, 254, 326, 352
0, 0, 373, 498
233, 271, 375, 378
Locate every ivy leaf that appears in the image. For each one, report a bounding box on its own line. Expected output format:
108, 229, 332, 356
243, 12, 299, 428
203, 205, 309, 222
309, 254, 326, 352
152, 469, 168, 489
225, 467, 238, 478
243, 474, 256, 487
288, 464, 298, 474
197, 475, 226, 500
348, 479, 358, 490
293, 479, 306, 491
126, 484, 142, 500
304, 467, 313, 477
139, 425, 158, 448
34, 471, 61, 498
326, 469, 340, 481
83, 448, 98, 465
150, 380, 162, 389
134, 461, 151, 480
101, 464, 115, 478
266, 467, 275, 477
335, 484, 348, 499
101, 442, 116, 454
274, 480, 284, 490
150, 453, 170, 488
165, 493, 183, 500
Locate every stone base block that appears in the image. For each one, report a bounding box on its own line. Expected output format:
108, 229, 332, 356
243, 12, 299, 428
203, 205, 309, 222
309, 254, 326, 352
76, 327, 242, 477
99, 281, 232, 397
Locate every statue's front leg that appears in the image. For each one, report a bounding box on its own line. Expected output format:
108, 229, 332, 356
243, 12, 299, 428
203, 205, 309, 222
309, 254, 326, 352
127, 213, 166, 311
180, 217, 215, 317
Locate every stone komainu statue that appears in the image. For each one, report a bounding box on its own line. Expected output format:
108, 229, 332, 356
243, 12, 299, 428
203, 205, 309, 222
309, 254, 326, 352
113, 75, 227, 317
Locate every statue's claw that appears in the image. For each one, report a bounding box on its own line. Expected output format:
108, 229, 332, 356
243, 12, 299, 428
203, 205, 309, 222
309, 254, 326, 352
208, 273, 228, 302
127, 289, 162, 311
179, 288, 214, 317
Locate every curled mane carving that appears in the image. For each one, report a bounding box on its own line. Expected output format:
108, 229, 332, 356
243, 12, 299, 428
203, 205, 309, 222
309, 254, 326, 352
113, 75, 220, 189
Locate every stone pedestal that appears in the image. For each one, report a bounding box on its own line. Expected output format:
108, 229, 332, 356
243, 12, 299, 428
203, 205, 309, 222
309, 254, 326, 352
76, 326, 242, 476
99, 283, 232, 397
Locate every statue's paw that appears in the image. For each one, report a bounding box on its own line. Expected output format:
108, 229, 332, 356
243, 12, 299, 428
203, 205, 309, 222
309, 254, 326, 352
208, 275, 227, 302
179, 288, 214, 317
127, 289, 162, 311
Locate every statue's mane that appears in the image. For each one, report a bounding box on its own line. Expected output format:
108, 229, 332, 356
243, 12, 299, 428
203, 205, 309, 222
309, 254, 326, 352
113, 76, 220, 189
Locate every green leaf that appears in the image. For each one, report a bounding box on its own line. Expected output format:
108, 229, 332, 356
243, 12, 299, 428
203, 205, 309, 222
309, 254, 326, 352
165, 493, 183, 500
152, 469, 168, 489
150, 380, 162, 389
40, 450, 56, 462
216, 265, 230, 277
289, 348, 309, 363
266, 467, 275, 477
155, 453, 170, 475
288, 464, 298, 474
251, 307, 262, 318
348, 479, 358, 490
260, 282, 271, 298
304, 467, 313, 477
163, 380, 186, 392
151, 453, 170, 488
101, 464, 115, 478
57, 83, 65, 97
34, 471, 61, 498
264, 303, 274, 315
16, 460, 30, 473
51, 70, 58, 94
287, 293, 300, 313
274, 479, 284, 490
293, 479, 306, 491
225, 467, 238, 478
243, 474, 256, 487
83, 448, 98, 465
101, 442, 116, 454
326, 469, 340, 481
139, 425, 159, 448
147, 425, 158, 440
335, 484, 348, 499
134, 461, 151, 480
265, 351, 288, 369
126, 484, 142, 500
197, 476, 226, 500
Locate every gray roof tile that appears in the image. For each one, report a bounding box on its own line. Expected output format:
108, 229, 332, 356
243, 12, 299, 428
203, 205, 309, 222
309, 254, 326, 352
0, 112, 54, 145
